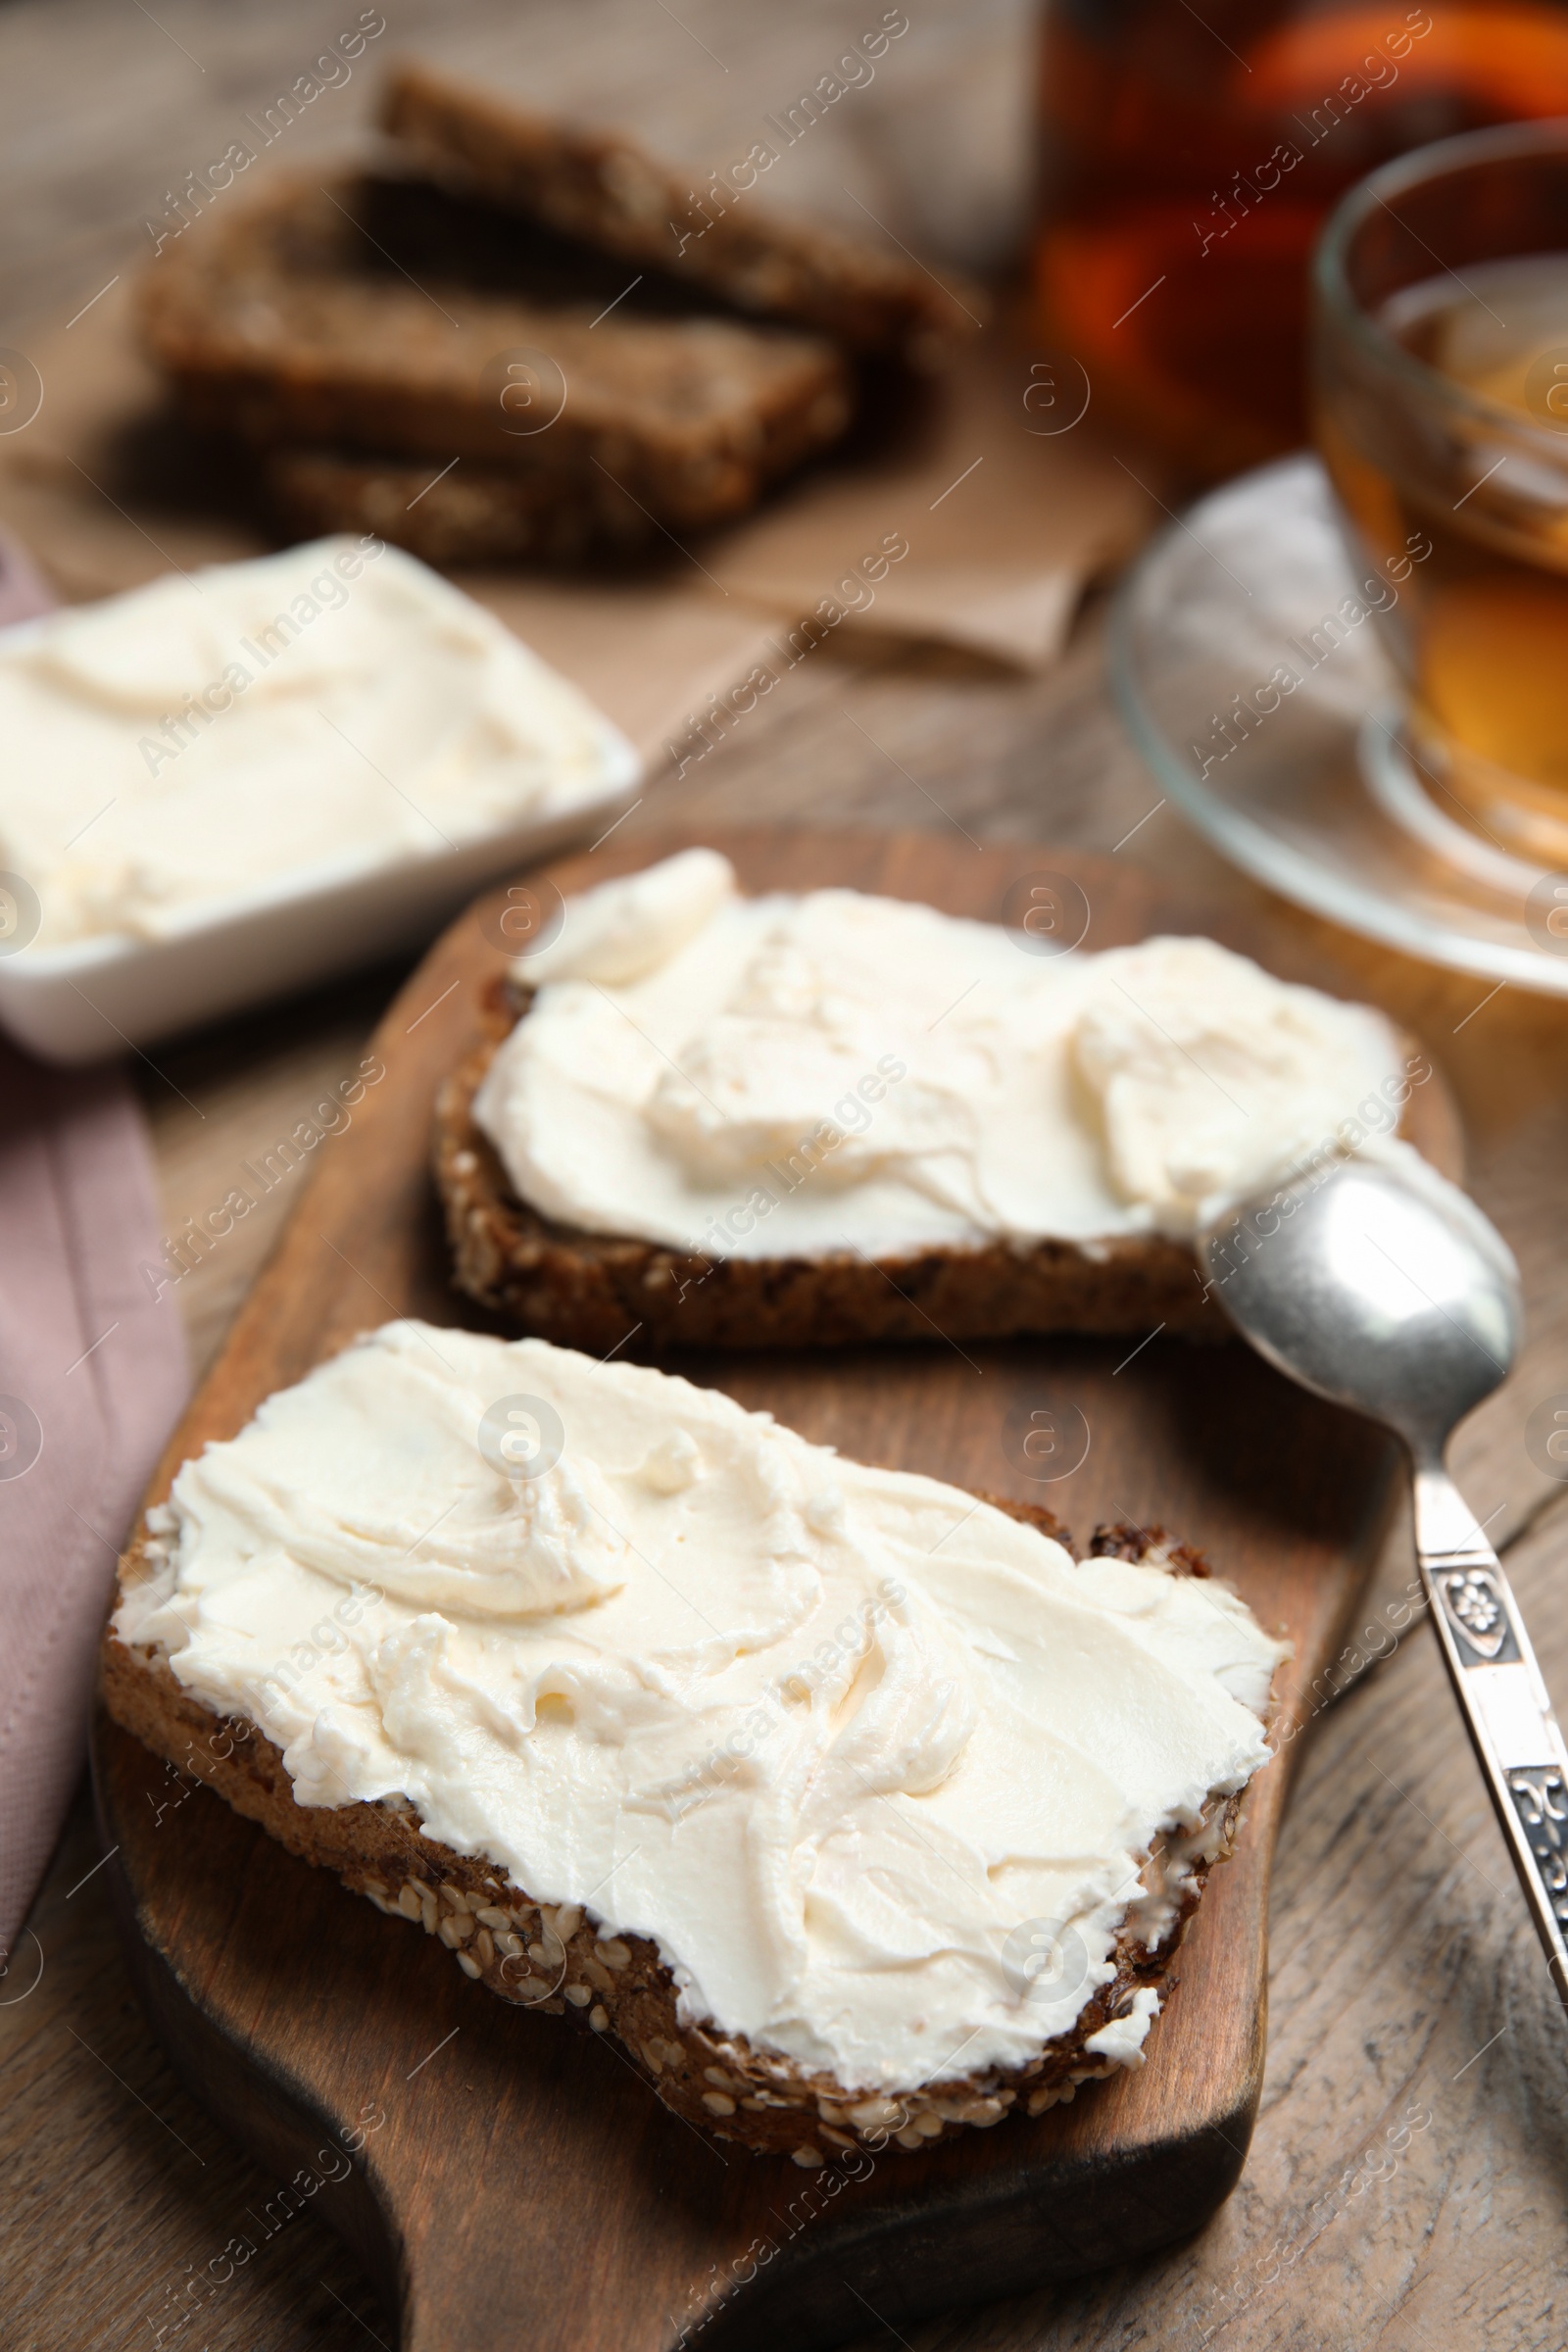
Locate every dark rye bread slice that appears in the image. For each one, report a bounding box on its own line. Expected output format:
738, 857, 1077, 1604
138, 171, 852, 534
102, 1508, 1257, 2161
382, 57, 984, 363
264, 442, 662, 566
435, 976, 1224, 1351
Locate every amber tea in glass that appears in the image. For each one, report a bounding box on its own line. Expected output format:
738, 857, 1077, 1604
1314, 122, 1568, 863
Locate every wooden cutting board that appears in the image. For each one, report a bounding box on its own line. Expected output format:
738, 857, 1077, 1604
92, 828, 1457, 2352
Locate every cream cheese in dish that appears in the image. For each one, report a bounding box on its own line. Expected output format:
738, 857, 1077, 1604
118, 1320, 1286, 2097
0, 537, 635, 950
471, 850, 1421, 1257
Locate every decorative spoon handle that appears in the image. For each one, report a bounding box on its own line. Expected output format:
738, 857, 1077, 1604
1413, 1462, 1568, 2007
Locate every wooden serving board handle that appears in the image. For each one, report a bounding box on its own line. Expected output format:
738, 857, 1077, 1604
95, 830, 1453, 2350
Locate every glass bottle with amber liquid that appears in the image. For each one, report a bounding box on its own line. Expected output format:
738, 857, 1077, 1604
1035, 0, 1568, 479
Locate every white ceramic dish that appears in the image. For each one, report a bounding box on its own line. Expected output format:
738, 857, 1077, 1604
0, 534, 646, 1063
0, 755, 640, 1065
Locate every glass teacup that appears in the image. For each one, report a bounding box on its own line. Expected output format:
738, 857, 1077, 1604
1314, 119, 1568, 867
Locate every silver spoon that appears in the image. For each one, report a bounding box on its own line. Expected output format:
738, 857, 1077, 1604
1198, 1154, 1568, 2006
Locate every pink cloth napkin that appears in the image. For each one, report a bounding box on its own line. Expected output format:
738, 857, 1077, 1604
0, 538, 189, 1953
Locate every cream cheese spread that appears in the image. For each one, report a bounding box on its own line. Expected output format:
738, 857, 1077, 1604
0, 537, 635, 950
118, 1320, 1286, 2095
471, 852, 1419, 1258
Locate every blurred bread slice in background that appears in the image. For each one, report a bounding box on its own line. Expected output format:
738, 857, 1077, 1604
263, 442, 662, 566
381, 55, 984, 363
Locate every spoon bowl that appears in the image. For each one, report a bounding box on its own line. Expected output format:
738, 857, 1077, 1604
1199, 1157, 1521, 1458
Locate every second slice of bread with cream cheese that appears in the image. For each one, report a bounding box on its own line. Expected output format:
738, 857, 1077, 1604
436, 848, 1438, 1350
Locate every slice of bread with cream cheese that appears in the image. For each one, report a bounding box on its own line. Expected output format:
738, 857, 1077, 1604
104, 1320, 1287, 2159
437, 849, 1437, 1351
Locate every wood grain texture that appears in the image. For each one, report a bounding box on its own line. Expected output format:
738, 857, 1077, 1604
93, 830, 1426, 2352
7, 4, 1568, 2349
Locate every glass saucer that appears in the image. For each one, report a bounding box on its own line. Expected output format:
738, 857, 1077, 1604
1109, 454, 1568, 995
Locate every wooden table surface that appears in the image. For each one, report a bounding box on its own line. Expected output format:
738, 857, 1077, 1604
5, 4, 1568, 2348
